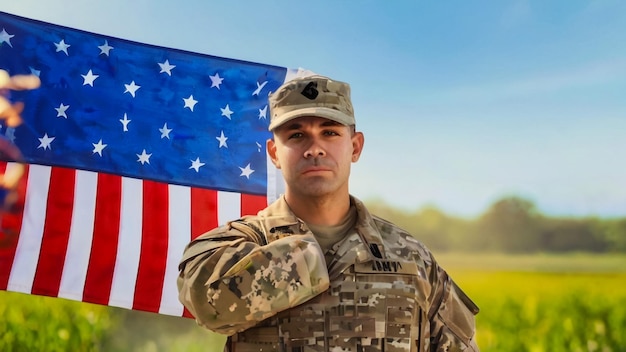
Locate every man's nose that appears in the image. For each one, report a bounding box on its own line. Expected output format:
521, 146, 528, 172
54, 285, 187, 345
303, 140, 326, 158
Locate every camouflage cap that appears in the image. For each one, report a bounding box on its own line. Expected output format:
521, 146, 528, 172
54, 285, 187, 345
268, 75, 355, 131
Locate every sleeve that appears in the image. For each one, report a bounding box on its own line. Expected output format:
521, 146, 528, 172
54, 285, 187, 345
177, 220, 330, 336
427, 257, 480, 351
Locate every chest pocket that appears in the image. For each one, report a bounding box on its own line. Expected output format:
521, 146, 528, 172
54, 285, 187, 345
273, 260, 429, 352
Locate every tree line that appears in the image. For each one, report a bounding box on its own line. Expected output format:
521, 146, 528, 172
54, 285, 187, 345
364, 196, 626, 253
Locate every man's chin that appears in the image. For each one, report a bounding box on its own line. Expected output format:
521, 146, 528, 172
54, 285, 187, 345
297, 182, 335, 198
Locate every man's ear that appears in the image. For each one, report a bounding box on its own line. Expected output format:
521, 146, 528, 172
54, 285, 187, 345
266, 138, 281, 169
351, 131, 364, 162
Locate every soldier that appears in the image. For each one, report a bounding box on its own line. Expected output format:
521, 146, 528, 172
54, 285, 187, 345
178, 75, 480, 351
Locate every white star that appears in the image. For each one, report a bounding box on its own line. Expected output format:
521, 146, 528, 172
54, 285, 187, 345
209, 73, 223, 89
136, 149, 152, 165
55, 103, 70, 118
0, 28, 15, 47
124, 81, 141, 97
92, 139, 107, 156
29, 67, 41, 77
221, 104, 233, 119
38, 133, 55, 150
81, 69, 99, 86
183, 95, 198, 111
54, 39, 70, 55
158, 60, 176, 76
189, 157, 205, 172
98, 40, 113, 56
252, 81, 268, 96
159, 122, 173, 139
239, 163, 255, 179
120, 113, 131, 131
216, 130, 228, 148
5, 128, 16, 143
256, 142, 262, 152
258, 105, 267, 120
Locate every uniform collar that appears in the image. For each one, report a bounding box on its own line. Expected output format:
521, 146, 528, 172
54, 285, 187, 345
258, 195, 386, 259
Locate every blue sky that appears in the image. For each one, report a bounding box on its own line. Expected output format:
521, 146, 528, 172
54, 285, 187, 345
3, 1, 625, 218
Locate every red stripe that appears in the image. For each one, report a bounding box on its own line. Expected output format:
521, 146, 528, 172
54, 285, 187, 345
182, 308, 195, 319
31, 167, 75, 297
0, 163, 29, 289
132, 180, 168, 312
190, 188, 218, 240
82, 173, 122, 305
184, 187, 219, 318
241, 193, 267, 217
180, 191, 267, 319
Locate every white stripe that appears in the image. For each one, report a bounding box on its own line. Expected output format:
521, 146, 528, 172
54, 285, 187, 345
217, 191, 241, 226
266, 153, 284, 204
267, 153, 277, 204
108, 177, 143, 309
58, 169, 97, 300
7, 165, 51, 293
284, 67, 316, 82
159, 184, 189, 316
264, 70, 294, 205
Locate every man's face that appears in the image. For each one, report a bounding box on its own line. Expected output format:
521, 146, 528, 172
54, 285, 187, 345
267, 116, 364, 199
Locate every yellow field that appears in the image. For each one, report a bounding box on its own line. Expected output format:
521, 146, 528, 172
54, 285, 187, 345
437, 253, 626, 351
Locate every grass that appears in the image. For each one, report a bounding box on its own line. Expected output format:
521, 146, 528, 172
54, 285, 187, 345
434, 251, 626, 273
433, 252, 626, 351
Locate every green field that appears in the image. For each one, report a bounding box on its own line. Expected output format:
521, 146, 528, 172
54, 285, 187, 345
2, 253, 625, 351
437, 253, 626, 351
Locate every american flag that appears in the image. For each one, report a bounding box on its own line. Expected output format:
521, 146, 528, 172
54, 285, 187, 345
0, 11, 294, 317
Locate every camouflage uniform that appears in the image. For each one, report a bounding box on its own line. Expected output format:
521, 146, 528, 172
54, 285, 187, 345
178, 196, 479, 351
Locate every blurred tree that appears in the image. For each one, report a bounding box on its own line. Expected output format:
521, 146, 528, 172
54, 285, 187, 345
540, 218, 609, 252
411, 206, 452, 251
364, 196, 625, 253
475, 196, 541, 252
592, 218, 626, 252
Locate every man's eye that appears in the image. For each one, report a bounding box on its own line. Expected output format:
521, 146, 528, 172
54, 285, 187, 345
288, 132, 303, 139
324, 130, 339, 136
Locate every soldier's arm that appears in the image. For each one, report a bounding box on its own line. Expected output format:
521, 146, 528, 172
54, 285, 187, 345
177, 221, 329, 336
427, 256, 480, 351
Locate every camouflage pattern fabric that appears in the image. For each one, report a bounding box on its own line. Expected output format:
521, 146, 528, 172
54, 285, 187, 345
178, 196, 479, 351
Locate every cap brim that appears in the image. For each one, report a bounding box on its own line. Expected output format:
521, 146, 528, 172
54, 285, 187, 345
268, 107, 354, 131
